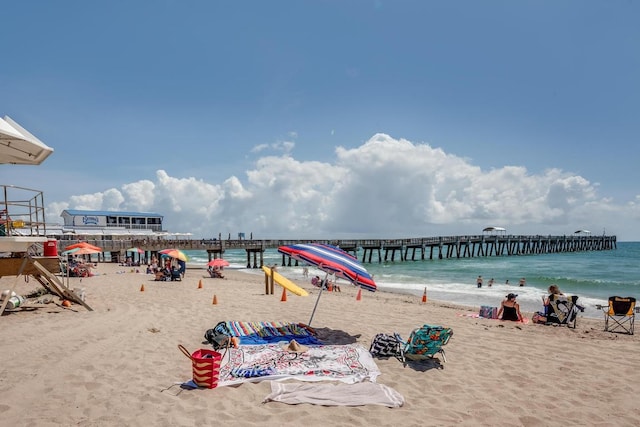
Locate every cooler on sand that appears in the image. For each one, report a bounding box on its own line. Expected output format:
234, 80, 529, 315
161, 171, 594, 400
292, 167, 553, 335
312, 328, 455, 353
44, 240, 58, 256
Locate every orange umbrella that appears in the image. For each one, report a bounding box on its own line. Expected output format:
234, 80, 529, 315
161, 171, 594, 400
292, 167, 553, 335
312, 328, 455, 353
64, 246, 102, 255
64, 242, 102, 252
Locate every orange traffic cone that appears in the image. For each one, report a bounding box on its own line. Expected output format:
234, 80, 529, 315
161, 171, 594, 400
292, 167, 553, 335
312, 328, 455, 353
281, 287, 287, 302
212, 294, 218, 305
356, 288, 362, 301
198, 279, 203, 289
422, 287, 427, 303
140, 284, 145, 292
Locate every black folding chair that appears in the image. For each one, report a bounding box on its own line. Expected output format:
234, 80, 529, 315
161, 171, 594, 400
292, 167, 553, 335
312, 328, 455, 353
596, 296, 637, 335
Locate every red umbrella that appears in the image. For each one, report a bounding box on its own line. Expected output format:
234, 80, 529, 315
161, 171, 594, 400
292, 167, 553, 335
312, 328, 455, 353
207, 259, 230, 268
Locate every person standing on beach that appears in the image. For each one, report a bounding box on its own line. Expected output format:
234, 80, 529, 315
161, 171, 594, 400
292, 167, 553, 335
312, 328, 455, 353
477, 275, 483, 288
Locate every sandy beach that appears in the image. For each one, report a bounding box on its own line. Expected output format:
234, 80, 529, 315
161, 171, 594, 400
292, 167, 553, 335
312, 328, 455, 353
1, 263, 638, 427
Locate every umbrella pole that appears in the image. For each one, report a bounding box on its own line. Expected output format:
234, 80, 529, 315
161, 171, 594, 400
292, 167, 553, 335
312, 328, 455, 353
308, 272, 329, 326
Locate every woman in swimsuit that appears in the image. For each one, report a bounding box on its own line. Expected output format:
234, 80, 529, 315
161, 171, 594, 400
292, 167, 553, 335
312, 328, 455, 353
497, 293, 523, 321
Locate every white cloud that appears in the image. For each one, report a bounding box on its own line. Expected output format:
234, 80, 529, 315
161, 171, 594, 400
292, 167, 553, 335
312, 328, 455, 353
250, 139, 295, 155
45, 134, 640, 240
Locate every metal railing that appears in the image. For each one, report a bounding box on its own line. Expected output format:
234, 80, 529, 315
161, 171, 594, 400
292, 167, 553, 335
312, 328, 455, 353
0, 184, 47, 236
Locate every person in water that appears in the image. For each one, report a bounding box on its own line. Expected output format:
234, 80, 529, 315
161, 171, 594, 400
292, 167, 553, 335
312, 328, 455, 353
497, 293, 523, 321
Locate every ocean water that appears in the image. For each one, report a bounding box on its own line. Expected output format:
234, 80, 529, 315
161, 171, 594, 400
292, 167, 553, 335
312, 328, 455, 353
184, 241, 640, 319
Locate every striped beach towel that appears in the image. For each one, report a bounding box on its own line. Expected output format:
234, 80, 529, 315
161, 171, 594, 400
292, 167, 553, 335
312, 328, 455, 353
219, 321, 322, 345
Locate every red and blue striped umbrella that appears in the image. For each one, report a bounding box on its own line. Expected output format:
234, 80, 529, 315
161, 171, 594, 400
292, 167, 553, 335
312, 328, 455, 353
278, 243, 377, 325
278, 243, 376, 292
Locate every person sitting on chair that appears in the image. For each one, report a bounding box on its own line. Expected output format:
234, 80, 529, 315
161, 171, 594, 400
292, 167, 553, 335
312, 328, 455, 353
155, 268, 170, 281
171, 266, 182, 281
497, 293, 523, 321
208, 265, 224, 278
532, 285, 563, 323
533, 284, 584, 324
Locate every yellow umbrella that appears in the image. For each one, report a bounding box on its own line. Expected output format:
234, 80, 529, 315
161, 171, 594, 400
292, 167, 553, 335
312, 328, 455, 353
159, 248, 188, 262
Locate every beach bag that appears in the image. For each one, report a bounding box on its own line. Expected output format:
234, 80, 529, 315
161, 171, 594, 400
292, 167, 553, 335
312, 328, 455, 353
369, 333, 401, 359
204, 321, 232, 350
178, 345, 222, 389
532, 312, 546, 324
479, 305, 498, 319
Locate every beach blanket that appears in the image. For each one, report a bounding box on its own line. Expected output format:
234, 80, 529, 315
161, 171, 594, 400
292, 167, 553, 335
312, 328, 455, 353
217, 343, 380, 387
219, 321, 322, 346
263, 381, 405, 407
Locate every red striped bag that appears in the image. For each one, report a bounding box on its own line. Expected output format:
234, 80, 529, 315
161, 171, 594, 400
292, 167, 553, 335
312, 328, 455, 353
178, 345, 222, 389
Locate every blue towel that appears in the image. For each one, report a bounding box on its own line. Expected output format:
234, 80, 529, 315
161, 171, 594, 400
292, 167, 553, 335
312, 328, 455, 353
239, 334, 322, 346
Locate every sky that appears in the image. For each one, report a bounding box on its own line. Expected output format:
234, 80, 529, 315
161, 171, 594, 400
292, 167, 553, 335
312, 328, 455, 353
2, 1, 639, 240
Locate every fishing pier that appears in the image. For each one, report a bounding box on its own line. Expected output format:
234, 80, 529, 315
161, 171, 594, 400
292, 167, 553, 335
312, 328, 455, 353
60, 234, 616, 268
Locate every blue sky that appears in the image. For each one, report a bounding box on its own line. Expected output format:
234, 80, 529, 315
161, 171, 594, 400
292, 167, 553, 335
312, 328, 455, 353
2, 1, 639, 240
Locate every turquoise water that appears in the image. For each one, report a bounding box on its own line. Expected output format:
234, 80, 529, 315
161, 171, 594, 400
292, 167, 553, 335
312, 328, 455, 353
184, 241, 640, 319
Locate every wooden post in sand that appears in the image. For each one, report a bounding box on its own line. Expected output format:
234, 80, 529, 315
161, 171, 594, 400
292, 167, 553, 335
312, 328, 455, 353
264, 270, 269, 294
269, 266, 275, 295
264, 266, 275, 295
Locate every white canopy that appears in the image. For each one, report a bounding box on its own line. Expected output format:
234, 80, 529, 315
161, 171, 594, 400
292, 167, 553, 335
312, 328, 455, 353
574, 229, 591, 234
483, 226, 506, 233
0, 116, 53, 165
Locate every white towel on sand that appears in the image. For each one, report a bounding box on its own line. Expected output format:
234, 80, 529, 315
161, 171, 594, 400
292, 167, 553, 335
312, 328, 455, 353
263, 381, 405, 407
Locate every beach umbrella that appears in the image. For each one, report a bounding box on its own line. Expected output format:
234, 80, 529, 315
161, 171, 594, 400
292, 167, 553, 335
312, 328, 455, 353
64, 242, 102, 252
62, 246, 102, 256
159, 248, 188, 262
207, 258, 230, 268
125, 247, 145, 264
277, 243, 377, 325
0, 116, 54, 165
61, 246, 101, 284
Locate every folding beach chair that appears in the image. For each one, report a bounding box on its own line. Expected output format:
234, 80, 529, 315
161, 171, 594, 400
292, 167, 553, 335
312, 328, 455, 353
395, 324, 453, 366
597, 296, 636, 335
547, 294, 581, 328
